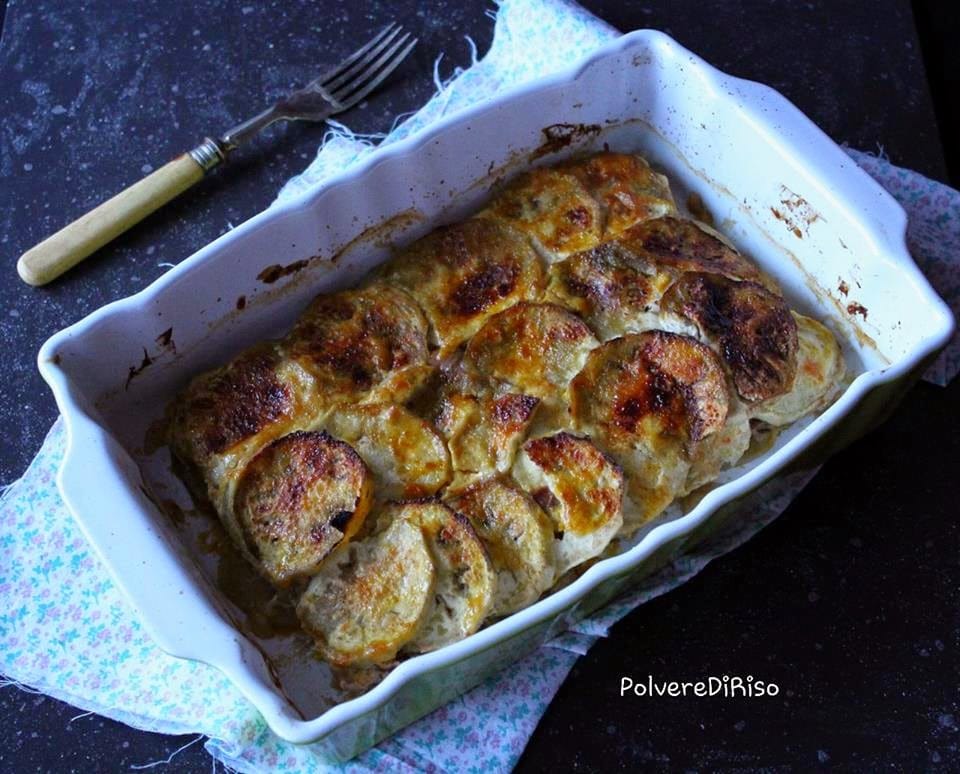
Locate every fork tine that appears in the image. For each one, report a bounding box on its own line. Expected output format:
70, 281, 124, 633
306, 22, 399, 91
332, 35, 418, 110
323, 24, 405, 94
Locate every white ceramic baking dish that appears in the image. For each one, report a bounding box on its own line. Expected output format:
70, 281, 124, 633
38, 29, 953, 759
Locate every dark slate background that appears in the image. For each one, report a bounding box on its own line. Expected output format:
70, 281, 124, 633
1, 0, 957, 771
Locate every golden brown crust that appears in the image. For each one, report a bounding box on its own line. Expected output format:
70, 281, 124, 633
481, 166, 602, 259
170, 344, 297, 463
619, 216, 765, 284
546, 241, 674, 340
446, 476, 555, 617
570, 332, 730, 526
464, 302, 599, 404
561, 153, 677, 237
572, 332, 729, 448
379, 219, 545, 356
436, 392, 540, 484
512, 431, 624, 575
661, 272, 799, 403
296, 517, 435, 667
233, 430, 373, 587
323, 403, 451, 501
284, 283, 431, 405
482, 153, 676, 261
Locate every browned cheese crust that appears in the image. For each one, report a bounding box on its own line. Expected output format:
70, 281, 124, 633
570, 331, 730, 525
463, 302, 599, 405
618, 216, 768, 286
561, 152, 677, 238
233, 430, 373, 587
512, 431, 624, 574
546, 240, 673, 340
378, 218, 545, 356
283, 282, 431, 405
170, 345, 295, 465
482, 152, 676, 261
661, 272, 798, 403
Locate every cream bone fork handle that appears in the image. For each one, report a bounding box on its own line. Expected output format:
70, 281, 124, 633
17, 23, 418, 287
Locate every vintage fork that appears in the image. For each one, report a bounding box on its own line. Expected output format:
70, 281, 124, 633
18, 23, 418, 286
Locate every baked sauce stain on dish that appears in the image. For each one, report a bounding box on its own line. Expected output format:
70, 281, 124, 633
125, 348, 154, 390
152, 476, 301, 640
770, 206, 803, 239
327, 208, 425, 266
531, 123, 602, 160
846, 301, 869, 320
257, 259, 311, 284
771, 186, 824, 240
155, 327, 176, 354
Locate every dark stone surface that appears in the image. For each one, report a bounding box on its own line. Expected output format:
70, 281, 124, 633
0, 0, 954, 770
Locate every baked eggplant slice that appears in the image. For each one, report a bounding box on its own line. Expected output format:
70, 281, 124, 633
389, 501, 495, 653
570, 332, 729, 527
512, 432, 624, 575
168, 342, 320, 505
296, 517, 435, 667
232, 430, 373, 587
481, 166, 603, 260
619, 216, 769, 287
464, 302, 599, 405
546, 241, 675, 340
447, 477, 555, 618
750, 312, 844, 425
562, 152, 676, 238
283, 282, 432, 406
661, 272, 799, 403
379, 218, 544, 356
323, 403, 451, 501
437, 391, 540, 485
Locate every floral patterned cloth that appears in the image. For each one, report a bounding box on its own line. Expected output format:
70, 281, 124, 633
1, 1, 956, 772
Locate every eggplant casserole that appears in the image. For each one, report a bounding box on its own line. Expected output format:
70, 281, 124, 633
168, 152, 844, 671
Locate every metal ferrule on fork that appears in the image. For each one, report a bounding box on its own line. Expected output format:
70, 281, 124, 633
188, 137, 228, 173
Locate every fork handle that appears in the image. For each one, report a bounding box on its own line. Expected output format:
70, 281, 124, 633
17, 139, 224, 286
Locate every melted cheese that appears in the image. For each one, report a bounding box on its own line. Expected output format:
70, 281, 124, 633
168, 151, 845, 669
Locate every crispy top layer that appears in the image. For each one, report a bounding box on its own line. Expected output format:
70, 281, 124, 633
546, 240, 673, 340
284, 283, 430, 404
296, 516, 435, 667
481, 166, 603, 258
482, 153, 677, 260
168, 344, 323, 487
519, 432, 623, 537
620, 216, 765, 285
572, 331, 730, 448
561, 153, 676, 237
379, 218, 544, 356
464, 302, 599, 403
233, 430, 373, 586
662, 272, 798, 402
